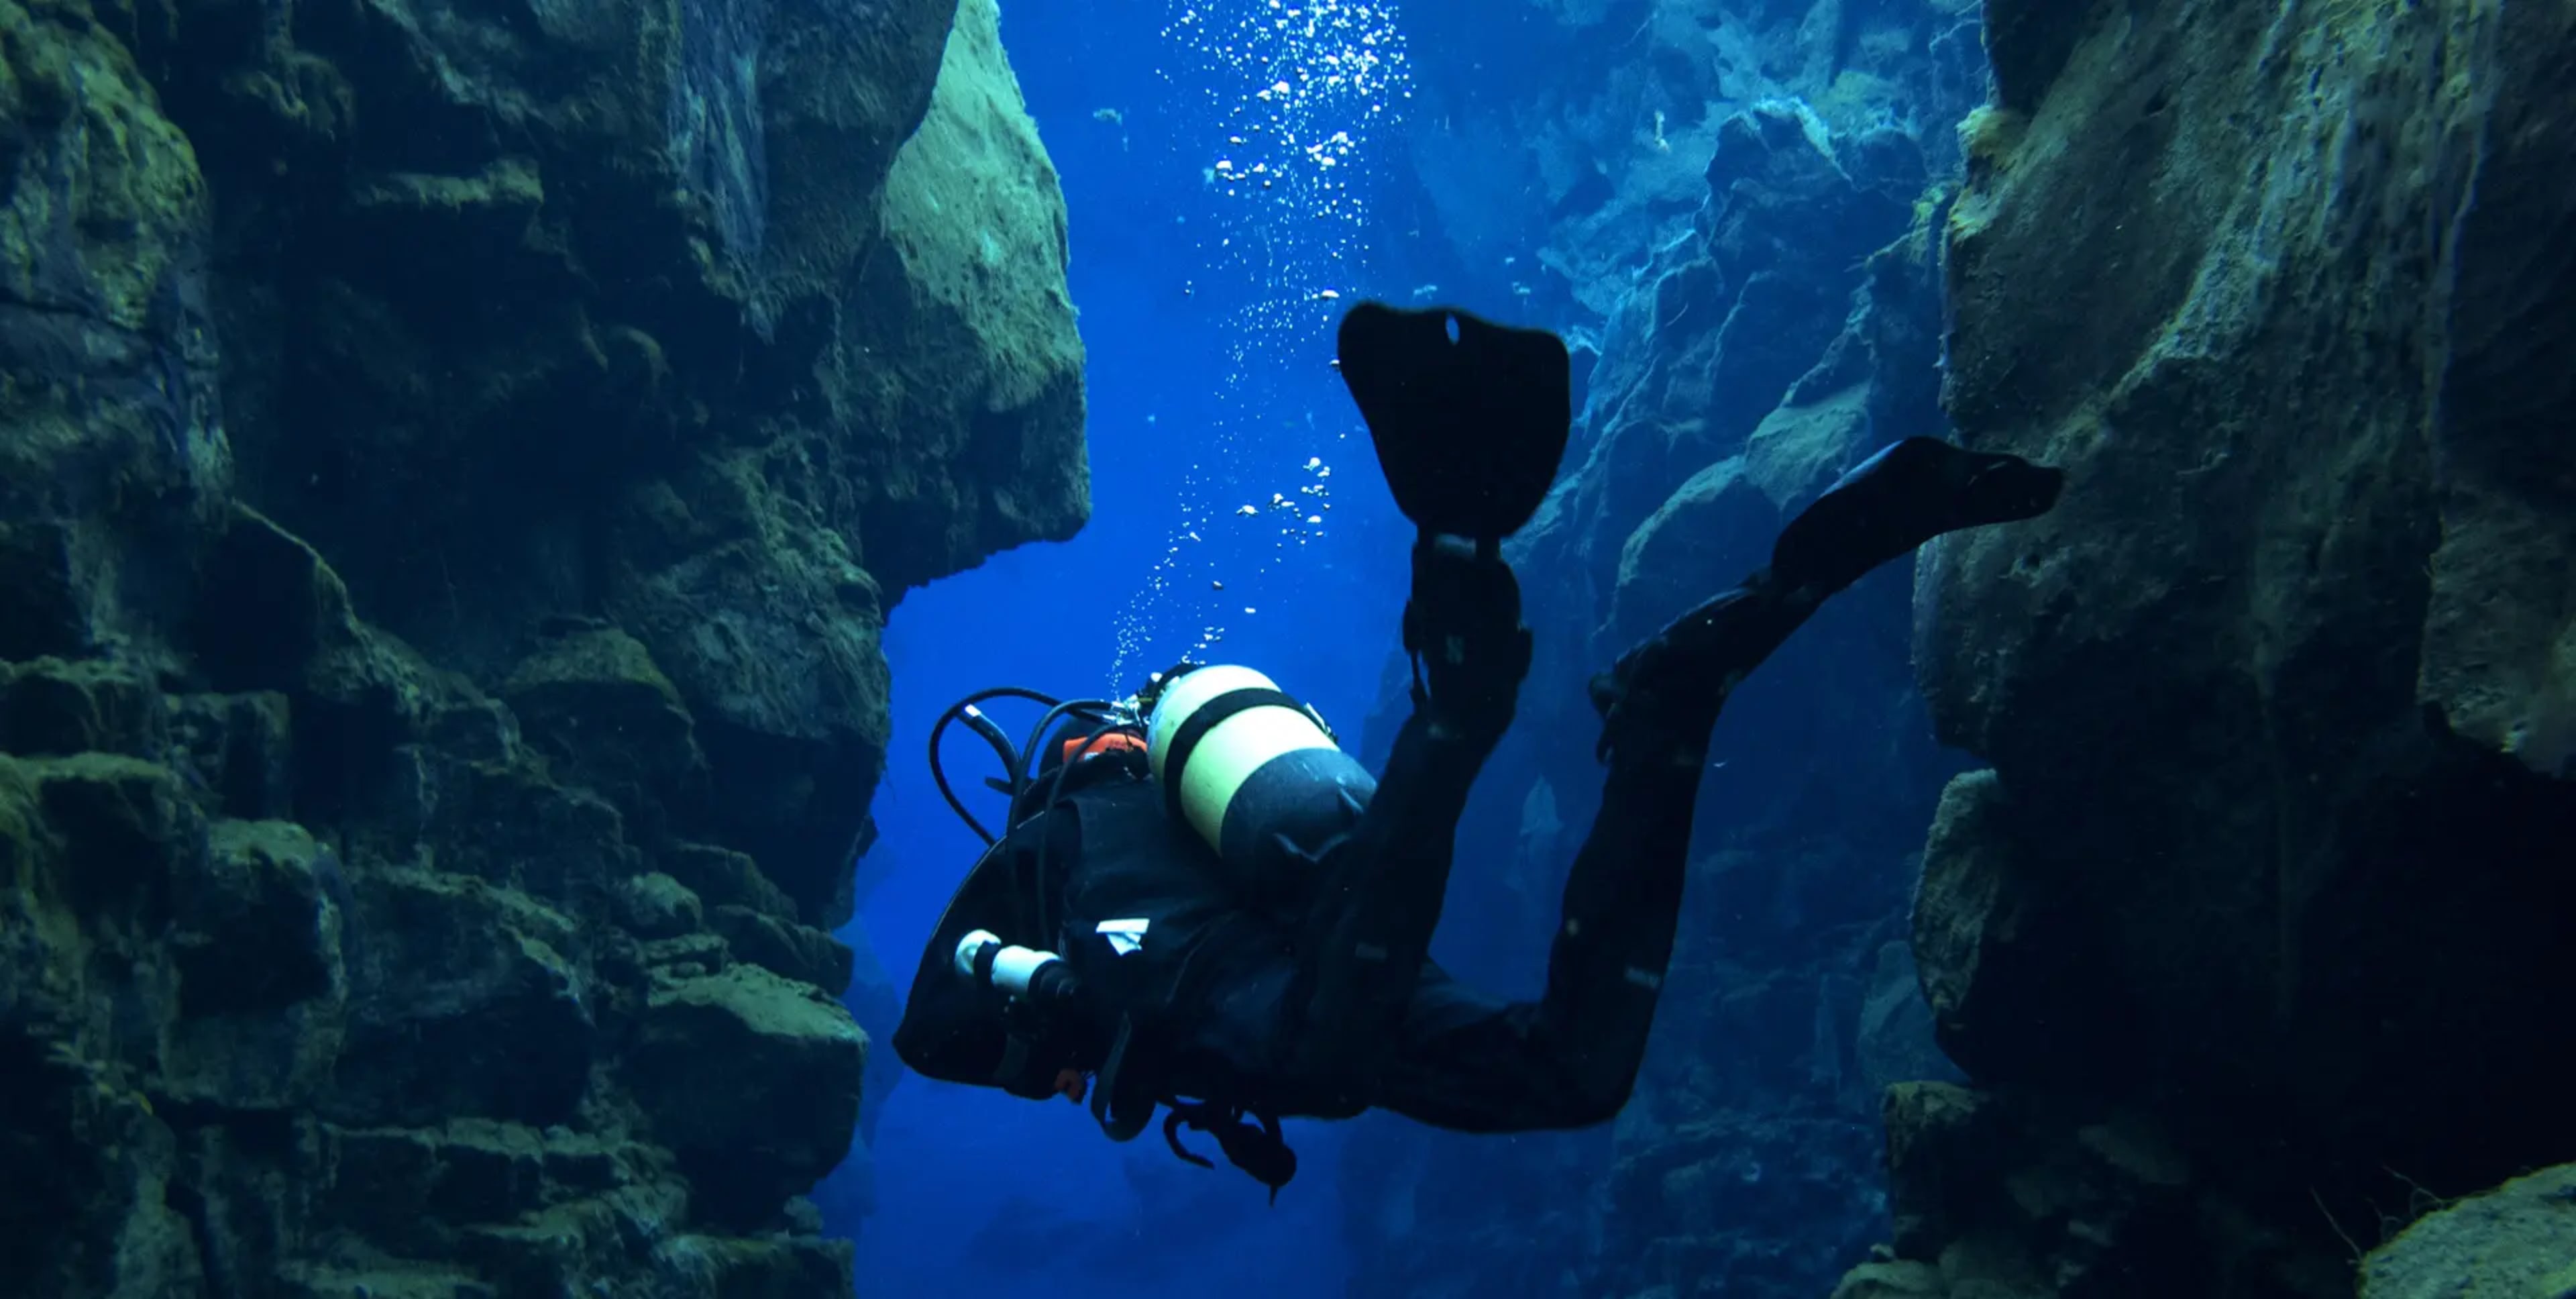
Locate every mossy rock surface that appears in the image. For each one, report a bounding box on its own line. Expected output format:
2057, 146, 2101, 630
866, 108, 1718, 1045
1910, 0, 2576, 1247
2362, 1165, 2576, 1299
631, 964, 867, 1225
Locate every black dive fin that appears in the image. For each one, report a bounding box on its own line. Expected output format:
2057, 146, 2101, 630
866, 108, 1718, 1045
1336, 302, 1572, 541
1770, 437, 2065, 593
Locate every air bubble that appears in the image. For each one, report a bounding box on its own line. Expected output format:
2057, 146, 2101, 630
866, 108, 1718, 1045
1110, 0, 1411, 690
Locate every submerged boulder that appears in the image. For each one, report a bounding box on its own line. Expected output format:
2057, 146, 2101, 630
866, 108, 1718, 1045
2360, 1165, 2576, 1299
502, 624, 710, 842
629, 965, 867, 1227
330, 870, 596, 1129
160, 821, 352, 1110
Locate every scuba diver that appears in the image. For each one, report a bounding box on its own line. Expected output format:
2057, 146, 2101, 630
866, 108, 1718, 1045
893, 302, 2064, 1200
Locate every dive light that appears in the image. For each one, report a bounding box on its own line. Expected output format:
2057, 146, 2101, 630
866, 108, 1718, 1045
954, 930, 1079, 1006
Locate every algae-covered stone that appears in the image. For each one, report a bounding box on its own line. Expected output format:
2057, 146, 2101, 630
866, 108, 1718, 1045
630, 965, 865, 1225
0, 760, 46, 1014
1499, 98, 1951, 876
1385, 80, 1975, 1299
603, 462, 891, 926
30, 752, 204, 923
166, 691, 294, 820
863, 0, 1090, 586
453, 1193, 636, 1297
174, 820, 341, 1016
1603, 454, 1776, 650
119, 0, 1079, 949
191, 507, 425, 708
0, 0, 1082, 1289
323, 1119, 631, 1258
0, 1032, 202, 1297
1879, 1082, 1996, 1261
502, 626, 707, 839
1907, 769, 2097, 1090
0, 754, 211, 1292
656, 841, 797, 923
277, 1267, 498, 1299
413, 750, 639, 903
0, 659, 166, 759
1855, 939, 1956, 1096
616, 872, 704, 939
1909, 0, 2576, 1249
421, 697, 520, 765
708, 902, 853, 992
330, 870, 594, 1128
2361, 1164, 2576, 1299
0, 748, 217, 1292
649, 1233, 854, 1299
637, 931, 730, 982
755, 0, 959, 283
158, 820, 351, 1108
1827, 1259, 1947, 1299
184, 507, 449, 832
1868, 1083, 2219, 1295
0, 0, 230, 661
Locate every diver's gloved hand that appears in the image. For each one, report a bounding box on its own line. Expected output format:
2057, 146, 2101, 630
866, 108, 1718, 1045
1403, 535, 1531, 744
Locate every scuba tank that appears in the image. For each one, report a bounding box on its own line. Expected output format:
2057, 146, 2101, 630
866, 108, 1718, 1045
905, 663, 1372, 1129
1143, 664, 1376, 921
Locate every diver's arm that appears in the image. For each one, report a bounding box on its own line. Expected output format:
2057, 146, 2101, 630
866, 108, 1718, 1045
1401, 533, 1530, 745
1283, 535, 1530, 1080
1327, 533, 1529, 856
1285, 709, 1481, 1070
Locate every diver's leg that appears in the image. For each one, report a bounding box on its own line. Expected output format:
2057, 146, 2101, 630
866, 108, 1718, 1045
1458, 438, 2067, 1122
1589, 436, 2064, 754
1285, 537, 1531, 1082
1354, 603, 1784, 1130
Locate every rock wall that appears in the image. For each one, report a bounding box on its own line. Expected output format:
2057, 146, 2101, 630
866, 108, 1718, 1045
1834, 0, 2576, 1294
1389, 0, 1986, 327
1340, 4, 1986, 1295
0, 0, 1084, 1294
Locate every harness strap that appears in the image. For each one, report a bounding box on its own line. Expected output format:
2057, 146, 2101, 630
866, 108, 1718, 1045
1088, 1016, 1155, 1141
1162, 1100, 1298, 1204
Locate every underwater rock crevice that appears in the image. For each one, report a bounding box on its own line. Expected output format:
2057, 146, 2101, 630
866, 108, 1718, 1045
1345, 4, 1993, 1292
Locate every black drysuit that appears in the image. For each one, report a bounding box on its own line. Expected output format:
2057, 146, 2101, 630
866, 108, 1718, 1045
900, 548, 1851, 1136
892, 436, 2063, 1170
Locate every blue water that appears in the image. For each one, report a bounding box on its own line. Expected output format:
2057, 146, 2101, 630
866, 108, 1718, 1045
836, 3, 1453, 1291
